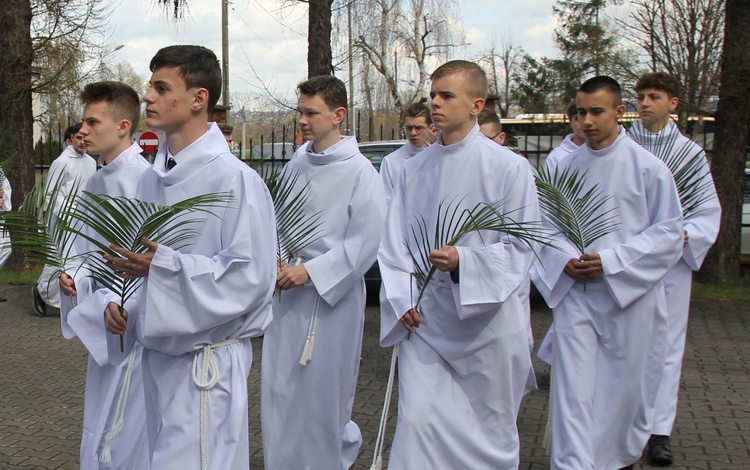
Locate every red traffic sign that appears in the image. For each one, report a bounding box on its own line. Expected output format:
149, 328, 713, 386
138, 131, 160, 153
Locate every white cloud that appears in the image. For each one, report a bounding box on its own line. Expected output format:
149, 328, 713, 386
104, 0, 562, 106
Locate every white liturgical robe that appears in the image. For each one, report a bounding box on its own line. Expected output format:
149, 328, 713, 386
261, 136, 386, 469
537, 133, 582, 365
531, 127, 683, 469
107, 123, 277, 470
60, 143, 149, 468
379, 124, 539, 469
60, 143, 150, 470
379, 141, 423, 202
37, 145, 96, 307
629, 120, 721, 435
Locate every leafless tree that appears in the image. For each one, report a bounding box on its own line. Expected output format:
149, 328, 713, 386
1, 0, 110, 212
478, 32, 523, 118
353, 0, 465, 120
619, 0, 725, 114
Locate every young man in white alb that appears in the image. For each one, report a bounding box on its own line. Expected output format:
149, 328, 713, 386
103, 45, 276, 470
629, 72, 721, 466
58, 81, 151, 469
379, 100, 435, 201
532, 76, 683, 469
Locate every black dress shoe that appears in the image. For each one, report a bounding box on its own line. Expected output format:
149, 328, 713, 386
647, 434, 674, 466
0, 295, 6, 302
32, 286, 47, 317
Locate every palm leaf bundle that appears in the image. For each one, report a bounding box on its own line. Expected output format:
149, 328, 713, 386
534, 165, 620, 257
0, 166, 5, 187
269, 170, 324, 265
630, 124, 716, 219
2, 172, 87, 290
405, 196, 548, 311
65, 191, 232, 350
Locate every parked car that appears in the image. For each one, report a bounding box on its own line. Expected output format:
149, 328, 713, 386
358, 140, 406, 173
359, 140, 406, 304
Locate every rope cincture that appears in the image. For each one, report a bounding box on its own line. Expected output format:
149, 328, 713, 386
191, 337, 244, 470
100, 345, 139, 464
299, 294, 321, 366
370, 344, 399, 470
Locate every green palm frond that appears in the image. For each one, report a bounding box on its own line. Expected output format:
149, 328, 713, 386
67, 191, 232, 304
534, 165, 621, 256
269, 169, 324, 264
2, 171, 86, 276
65, 191, 232, 350
630, 124, 716, 219
405, 196, 549, 310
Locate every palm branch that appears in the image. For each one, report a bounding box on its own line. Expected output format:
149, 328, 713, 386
65, 191, 232, 350
2, 171, 87, 289
630, 123, 716, 219
534, 165, 621, 258
0, 166, 5, 187
405, 196, 548, 311
269, 170, 324, 265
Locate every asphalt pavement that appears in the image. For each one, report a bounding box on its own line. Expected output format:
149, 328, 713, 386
0, 284, 748, 469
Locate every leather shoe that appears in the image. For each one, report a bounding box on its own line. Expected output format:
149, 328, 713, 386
647, 434, 674, 466
32, 286, 47, 317
0, 295, 6, 302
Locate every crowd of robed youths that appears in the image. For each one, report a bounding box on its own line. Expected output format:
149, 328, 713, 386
0, 44, 719, 470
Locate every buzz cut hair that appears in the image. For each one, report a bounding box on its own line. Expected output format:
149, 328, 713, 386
579, 75, 622, 107
430, 60, 489, 100
297, 75, 348, 111
634, 72, 681, 99
404, 99, 432, 124
149, 45, 223, 114
80, 81, 141, 137
477, 109, 502, 134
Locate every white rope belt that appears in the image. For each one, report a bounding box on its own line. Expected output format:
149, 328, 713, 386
299, 294, 321, 366
370, 343, 398, 470
100, 345, 139, 464
191, 337, 244, 470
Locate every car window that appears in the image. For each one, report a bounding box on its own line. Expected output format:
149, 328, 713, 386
360, 150, 386, 171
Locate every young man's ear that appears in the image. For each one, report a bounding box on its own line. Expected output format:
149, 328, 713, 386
470, 98, 485, 117
333, 106, 347, 126
615, 103, 627, 119
118, 119, 131, 137
191, 88, 210, 113
669, 96, 679, 112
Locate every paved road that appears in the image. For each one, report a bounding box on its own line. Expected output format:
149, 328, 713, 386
0, 284, 748, 469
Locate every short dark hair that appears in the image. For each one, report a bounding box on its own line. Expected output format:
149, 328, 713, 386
477, 109, 501, 134
404, 99, 432, 124
634, 72, 680, 98
431, 60, 489, 100
80, 81, 141, 137
64, 123, 83, 141
297, 75, 348, 110
149, 45, 222, 113
578, 75, 622, 106
566, 101, 578, 119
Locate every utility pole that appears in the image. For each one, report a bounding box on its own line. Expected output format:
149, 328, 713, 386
222, 0, 230, 107
347, 0, 354, 136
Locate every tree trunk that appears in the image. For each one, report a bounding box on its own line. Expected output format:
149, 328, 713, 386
696, 0, 750, 282
307, 0, 333, 77
0, 0, 34, 270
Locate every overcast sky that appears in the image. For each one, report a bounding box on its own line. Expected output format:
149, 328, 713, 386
106, 0, 563, 107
